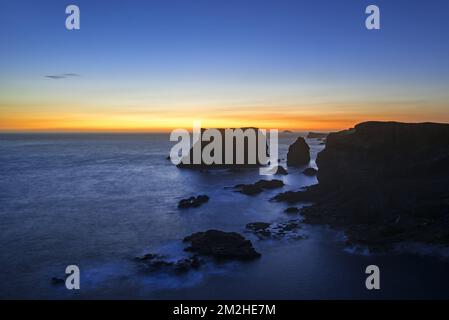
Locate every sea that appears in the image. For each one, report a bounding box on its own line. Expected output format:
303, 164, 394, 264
1, 133, 449, 299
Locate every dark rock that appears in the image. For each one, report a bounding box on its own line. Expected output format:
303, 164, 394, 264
135, 253, 202, 273
183, 230, 261, 260
134, 253, 163, 262
287, 137, 310, 166
236, 184, 263, 195
245, 222, 272, 238
146, 259, 173, 270
254, 179, 284, 189
303, 167, 318, 176
234, 179, 284, 195
307, 132, 329, 139
173, 256, 201, 273
176, 127, 268, 169
273, 165, 288, 175
303, 121, 449, 248
246, 220, 303, 240
272, 189, 315, 203
246, 222, 271, 231
279, 220, 300, 231
284, 207, 300, 214
178, 195, 209, 209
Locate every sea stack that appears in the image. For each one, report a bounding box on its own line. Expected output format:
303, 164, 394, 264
287, 137, 310, 166
176, 127, 268, 169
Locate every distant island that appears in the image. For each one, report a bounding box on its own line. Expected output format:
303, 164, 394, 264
306, 132, 329, 139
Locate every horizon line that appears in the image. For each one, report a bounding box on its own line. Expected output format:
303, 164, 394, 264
2, 120, 449, 134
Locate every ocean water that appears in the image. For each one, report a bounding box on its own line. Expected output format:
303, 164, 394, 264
1, 133, 449, 299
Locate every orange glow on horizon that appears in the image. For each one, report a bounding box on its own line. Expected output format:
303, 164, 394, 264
2, 102, 449, 133
2, 114, 448, 133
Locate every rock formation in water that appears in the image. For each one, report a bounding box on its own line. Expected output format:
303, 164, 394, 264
134, 253, 201, 273
176, 128, 268, 169
178, 195, 209, 209
183, 230, 261, 260
234, 179, 284, 196
245, 220, 303, 240
299, 121, 449, 249
287, 137, 310, 166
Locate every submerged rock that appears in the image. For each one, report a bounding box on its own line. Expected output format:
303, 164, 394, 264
134, 253, 164, 262
245, 222, 272, 238
173, 256, 201, 273
178, 195, 209, 209
135, 253, 201, 273
245, 220, 303, 240
287, 137, 310, 166
303, 167, 318, 176
183, 230, 261, 260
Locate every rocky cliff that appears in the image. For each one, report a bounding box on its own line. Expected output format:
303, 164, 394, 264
301, 121, 449, 249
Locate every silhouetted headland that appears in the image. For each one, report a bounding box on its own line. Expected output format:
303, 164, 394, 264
276, 121, 449, 250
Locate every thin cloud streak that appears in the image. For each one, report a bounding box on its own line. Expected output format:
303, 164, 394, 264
45, 73, 80, 80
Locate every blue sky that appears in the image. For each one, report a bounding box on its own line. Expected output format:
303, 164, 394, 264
1, 0, 448, 131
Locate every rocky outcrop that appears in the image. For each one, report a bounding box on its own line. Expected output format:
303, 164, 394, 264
271, 189, 316, 203
245, 222, 272, 238
178, 195, 209, 209
183, 230, 261, 260
134, 253, 201, 273
234, 179, 284, 196
287, 137, 310, 166
176, 127, 268, 169
245, 220, 303, 240
301, 121, 449, 249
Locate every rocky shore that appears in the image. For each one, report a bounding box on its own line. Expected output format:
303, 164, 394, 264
143, 121, 449, 281
281, 122, 449, 250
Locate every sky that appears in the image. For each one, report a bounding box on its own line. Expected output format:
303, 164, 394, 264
0, 0, 449, 132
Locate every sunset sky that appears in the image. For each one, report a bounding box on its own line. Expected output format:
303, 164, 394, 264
1, 0, 449, 132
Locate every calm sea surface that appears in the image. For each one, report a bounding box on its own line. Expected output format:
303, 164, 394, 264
1, 133, 449, 299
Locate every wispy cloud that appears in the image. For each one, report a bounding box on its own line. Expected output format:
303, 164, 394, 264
45, 73, 80, 80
